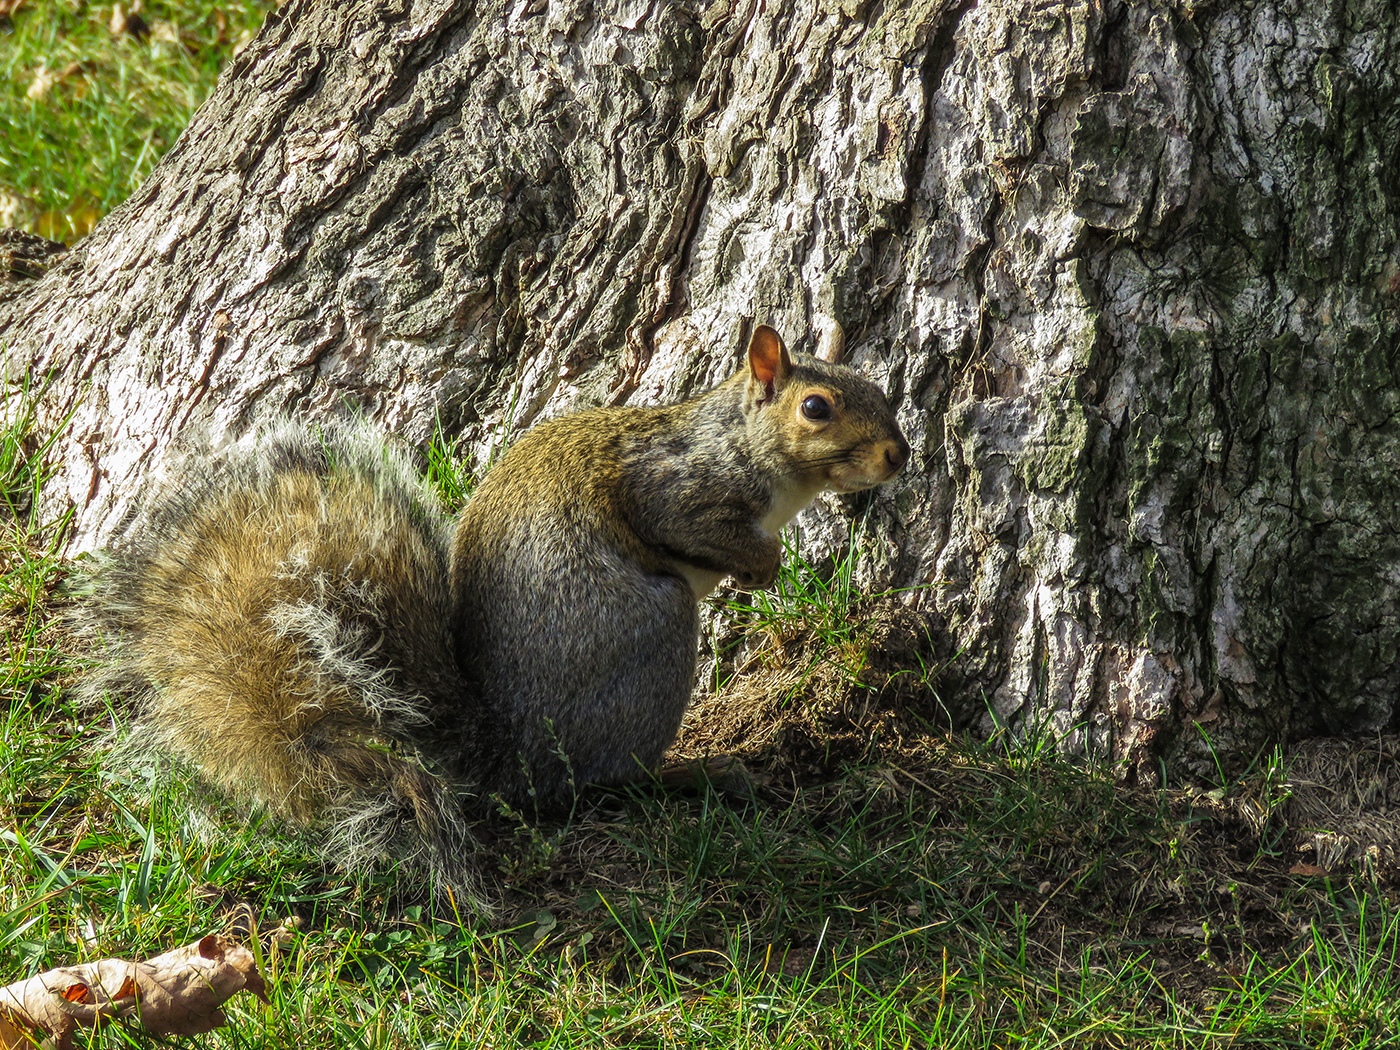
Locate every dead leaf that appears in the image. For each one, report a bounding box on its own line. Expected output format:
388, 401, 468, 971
149, 20, 201, 50
108, 2, 149, 38
24, 61, 94, 101
0, 1012, 39, 1050
59, 983, 90, 1004
26, 65, 57, 100
0, 934, 267, 1050
1289, 862, 1330, 877
35, 200, 100, 243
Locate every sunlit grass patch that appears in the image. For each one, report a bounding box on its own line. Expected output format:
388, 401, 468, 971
0, 0, 275, 241
0, 12, 1398, 1041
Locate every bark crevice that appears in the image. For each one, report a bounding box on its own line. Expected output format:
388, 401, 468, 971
4, 0, 1398, 777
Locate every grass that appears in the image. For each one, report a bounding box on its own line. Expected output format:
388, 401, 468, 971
2, 4, 1399, 1046
2, 392, 1397, 1046
0, 0, 275, 241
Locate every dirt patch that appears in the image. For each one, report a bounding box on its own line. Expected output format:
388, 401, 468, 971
677, 594, 955, 779
488, 722, 1398, 1024
677, 597, 1400, 887
1282, 734, 1400, 871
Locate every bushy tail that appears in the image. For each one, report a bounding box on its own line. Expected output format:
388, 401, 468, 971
76, 421, 489, 905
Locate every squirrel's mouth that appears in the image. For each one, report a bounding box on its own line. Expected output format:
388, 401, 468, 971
829, 469, 896, 494
827, 454, 904, 493
829, 442, 907, 493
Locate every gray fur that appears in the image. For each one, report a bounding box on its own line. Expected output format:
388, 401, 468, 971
78, 327, 907, 908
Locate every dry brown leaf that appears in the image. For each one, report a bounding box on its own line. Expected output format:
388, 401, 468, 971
0, 934, 268, 1050
24, 60, 94, 101
25, 65, 57, 101
107, 2, 148, 38
1289, 862, 1330, 877
0, 1013, 38, 1050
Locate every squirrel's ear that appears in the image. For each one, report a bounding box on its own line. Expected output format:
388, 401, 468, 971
747, 325, 793, 404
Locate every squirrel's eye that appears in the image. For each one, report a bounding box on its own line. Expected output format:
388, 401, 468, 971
801, 395, 832, 421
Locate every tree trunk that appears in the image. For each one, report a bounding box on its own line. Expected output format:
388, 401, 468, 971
6, 0, 1398, 779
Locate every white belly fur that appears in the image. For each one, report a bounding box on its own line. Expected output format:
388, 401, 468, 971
760, 478, 824, 534
680, 565, 727, 599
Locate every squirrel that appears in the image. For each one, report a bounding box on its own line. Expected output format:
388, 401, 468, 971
81, 324, 909, 901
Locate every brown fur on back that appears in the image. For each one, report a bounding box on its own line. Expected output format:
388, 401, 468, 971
78, 328, 907, 904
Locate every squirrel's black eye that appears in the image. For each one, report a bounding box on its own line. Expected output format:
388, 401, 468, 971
801, 395, 832, 421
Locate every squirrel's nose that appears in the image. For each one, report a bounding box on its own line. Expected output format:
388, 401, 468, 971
884, 437, 910, 473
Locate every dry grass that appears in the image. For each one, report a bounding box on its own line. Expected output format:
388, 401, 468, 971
5, 446, 1400, 1046
3, 4, 1399, 1042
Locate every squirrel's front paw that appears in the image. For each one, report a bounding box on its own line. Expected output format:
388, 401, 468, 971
734, 552, 781, 590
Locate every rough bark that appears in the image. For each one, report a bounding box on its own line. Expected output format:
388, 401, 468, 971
5, 0, 1399, 778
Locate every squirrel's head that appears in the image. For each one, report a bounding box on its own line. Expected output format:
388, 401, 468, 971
743, 325, 909, 494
